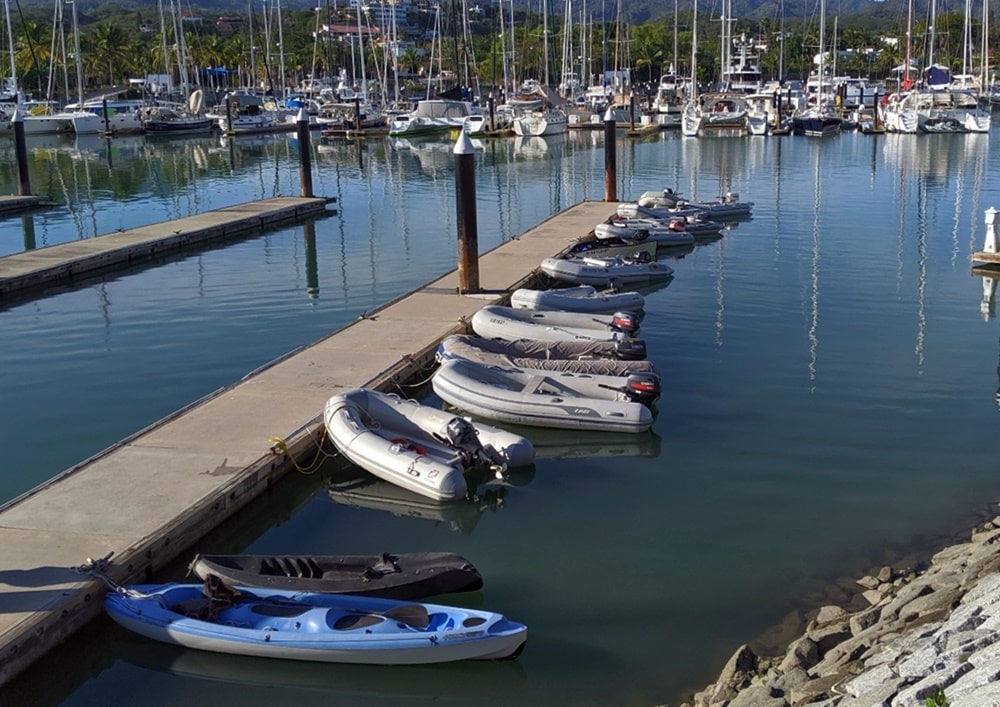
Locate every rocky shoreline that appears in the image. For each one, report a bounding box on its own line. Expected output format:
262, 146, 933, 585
677, 509, 1000, 707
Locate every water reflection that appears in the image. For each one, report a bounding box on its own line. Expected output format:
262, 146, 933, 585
528, 427, 662, 459
512, 134, 565, 159
881, 133, 990, 191
391, 137, 465, 177
327, 472, 512, 535
114, 635, 527, 698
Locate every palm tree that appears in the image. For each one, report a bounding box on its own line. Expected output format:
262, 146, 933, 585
86, 21, 134, 88
13, 19, 51, 98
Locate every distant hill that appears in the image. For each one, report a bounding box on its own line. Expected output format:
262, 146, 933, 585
14, 0, 967, 30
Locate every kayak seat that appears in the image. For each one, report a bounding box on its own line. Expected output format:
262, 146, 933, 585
250, 603, 311, 618
171, 597, 213, 619
332, 613, 386, 630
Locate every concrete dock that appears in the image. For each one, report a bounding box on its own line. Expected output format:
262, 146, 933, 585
0, 196, 336, 300
0, 195, 49, 216
0, 199, 612, 686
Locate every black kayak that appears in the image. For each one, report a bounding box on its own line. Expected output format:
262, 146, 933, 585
188, 552, 483, 600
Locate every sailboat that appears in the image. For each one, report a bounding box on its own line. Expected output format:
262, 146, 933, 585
511, 0, 569, 137
140, 0, 213, 135
389, 5, 482, 137
790, 0, 841, 136
681, 0, 752, 136
679, 0, 701, 137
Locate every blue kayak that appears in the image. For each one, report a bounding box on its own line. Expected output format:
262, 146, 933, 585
105, 579, 526, 664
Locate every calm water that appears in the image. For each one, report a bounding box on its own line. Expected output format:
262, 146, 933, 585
1, 128, 999, 705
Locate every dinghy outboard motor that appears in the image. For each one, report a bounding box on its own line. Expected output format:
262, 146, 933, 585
613, 337, 647, 360
440, 416, 485, 466
630, 250, 653, 264
609, 311, 640, 337
622, 372, 661, 407
439, 417, 506, 471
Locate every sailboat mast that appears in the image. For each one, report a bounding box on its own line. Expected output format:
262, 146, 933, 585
391, 2, 400, 105
276, 0, 286, 101
671, 0, 677, 75
928, 0, 936, 69
355, 0, 367, 102
903, 0, 911, 87
980, 0, 989, 88
248, 0, 257, 91
818, 0, 825, 101
559, 0, 572, 95
778, 0, 784, 79
719, 0, 727, 89
498, 0, 508, 95
174, 0, 191, 93
4, 0, 17, 98
70, 0, 83, 104
543, 0, 550, 86
690, 0, 697, 99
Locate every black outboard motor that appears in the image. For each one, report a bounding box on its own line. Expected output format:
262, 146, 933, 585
630, 249, 653, 264
609, 311, 640, 337
613, 337, 647, 360
622, 372, 661, 407
440, 416, 486, 467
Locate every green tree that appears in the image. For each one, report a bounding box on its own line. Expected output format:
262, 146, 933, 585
86, 21, 135, 87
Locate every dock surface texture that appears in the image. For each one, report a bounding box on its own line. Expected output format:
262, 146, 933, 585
0, 199, 612, 686
0, 197, 336, 300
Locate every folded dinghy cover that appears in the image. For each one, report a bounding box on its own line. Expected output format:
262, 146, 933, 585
440, 335, 657, 376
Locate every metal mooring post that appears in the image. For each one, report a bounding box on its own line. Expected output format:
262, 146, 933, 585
12, 109, 30, 196
454, 128, 480, 294
604, 107, 617, 202
296, 107, 314, 198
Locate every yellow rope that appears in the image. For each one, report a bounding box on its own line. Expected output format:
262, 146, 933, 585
395, 365, 439, 391
268, 427, 338, 475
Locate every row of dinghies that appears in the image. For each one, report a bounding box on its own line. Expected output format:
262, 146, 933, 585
102, 187, 752, 668
321, 186, 756, 503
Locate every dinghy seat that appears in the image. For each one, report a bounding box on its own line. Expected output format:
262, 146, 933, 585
261, 556, 324, 579
524, 375, 557, 395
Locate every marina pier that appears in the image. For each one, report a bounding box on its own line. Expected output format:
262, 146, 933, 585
0, 197, 337, 300
0, 199, 610, 686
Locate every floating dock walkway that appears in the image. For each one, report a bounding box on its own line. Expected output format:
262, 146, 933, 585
0, 195, 50, 216
0, 197, 336, 301
0, 198, 612, 686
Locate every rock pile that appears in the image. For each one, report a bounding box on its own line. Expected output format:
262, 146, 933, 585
680, 515, 1000, 707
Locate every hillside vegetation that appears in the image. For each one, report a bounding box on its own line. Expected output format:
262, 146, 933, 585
4, 0, 990, 100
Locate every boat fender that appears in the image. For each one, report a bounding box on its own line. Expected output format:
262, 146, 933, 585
609, 311, 640, 337
623, 372, 662, 407
613, 338, 647, 361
